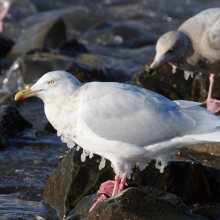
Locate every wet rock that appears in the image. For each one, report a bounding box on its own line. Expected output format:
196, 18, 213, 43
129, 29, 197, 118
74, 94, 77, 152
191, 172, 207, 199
192, 73, 220, 104
80, 21, 149, 46
44, 121, 57, 134
132, 63, 194, 100
67, 186, 207, 220
5, 52, 141, 89
4, 0, 38, 23
8, 17, 66, 60
42, 148, 115, 218
104, 36, 157, 49
131, 160, 220, 206
58, 39, 89, 57
0, 36, 14, 58
42, 145, 220, 219
3, 6, 104, 42
0, 105, 32, 149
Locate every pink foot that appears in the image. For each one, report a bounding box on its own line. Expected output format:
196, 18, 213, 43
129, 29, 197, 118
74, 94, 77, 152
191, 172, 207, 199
206, 99, 220, 114
98, 180, 115, 196
205, 74, 220, 114
89, 172, 127, 212
89, 194, 107, 212
0, 5, 10, 33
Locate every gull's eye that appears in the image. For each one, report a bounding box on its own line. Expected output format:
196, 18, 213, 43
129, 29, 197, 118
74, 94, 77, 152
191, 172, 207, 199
48, 80, 54, 85
168, 48, 173, 52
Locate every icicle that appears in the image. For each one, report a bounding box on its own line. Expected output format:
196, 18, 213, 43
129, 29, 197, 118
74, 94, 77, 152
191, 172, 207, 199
89, 151, 94, 159
155, 160, 160, 170
57, 131, 61, 136
124, 163, 128, 170
99, 157, 106, 170
184, 71, 193, 80
81, 150, 86, 162
171, 65, 176, 74
67, 140, 75, 148
137, 162, 148, 171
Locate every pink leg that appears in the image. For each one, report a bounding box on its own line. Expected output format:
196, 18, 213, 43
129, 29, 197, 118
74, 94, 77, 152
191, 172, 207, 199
0, 6, 9, 33
118, 171, 127, 193
205, 74, 220, 114
112, 175, 121, 196
89, 194, 107, 212
90, 172, 127, 212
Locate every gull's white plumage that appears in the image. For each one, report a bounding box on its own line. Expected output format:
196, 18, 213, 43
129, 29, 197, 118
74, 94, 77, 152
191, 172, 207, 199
30, 71, 220, 177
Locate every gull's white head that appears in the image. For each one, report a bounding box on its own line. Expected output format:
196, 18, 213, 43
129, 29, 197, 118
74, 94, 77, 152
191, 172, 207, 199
15, 71, 81, 102
149, 31, 191, 74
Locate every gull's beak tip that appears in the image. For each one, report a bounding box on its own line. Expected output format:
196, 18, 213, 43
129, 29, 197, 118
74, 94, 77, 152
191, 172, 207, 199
14, 88, 39, 101
14, 90, 27, 101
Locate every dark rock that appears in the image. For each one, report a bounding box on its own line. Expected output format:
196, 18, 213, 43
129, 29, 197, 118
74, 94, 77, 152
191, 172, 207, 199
58, 39, 89, 57
44, 121, 57, 134
132, 63, 194, 100
131, 160, 220, 206
0, 36, 14, 58
42, 145, 220, 219
80, 21, 149, 46
3, 6, 104, 42
4, 0, 37, 23
8, 17, 66, 60
7, 52, 141, 87
42, 148, 114, 218
0, 105, 32, 149
67, 186, 207, 220
104, 36, 157, 49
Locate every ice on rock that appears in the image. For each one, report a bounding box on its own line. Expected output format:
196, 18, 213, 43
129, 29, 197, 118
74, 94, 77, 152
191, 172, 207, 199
67, 140, 75, 148
136, 162, 148, 171
76, 146, 80, 151
81, 149, 87, 162
57, 131, 62, 136
184, 71, 194, 80
171, 65, 176, 74
89, 151, 94, 158
99, 157, 106, 170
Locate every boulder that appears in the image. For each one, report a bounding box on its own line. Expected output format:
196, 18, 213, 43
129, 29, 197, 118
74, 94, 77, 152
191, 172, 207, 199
42, 148, 115, 218
132, 63, 194, 100
3, 6, 104, 42
0, 105, 32, 149
0, 36, 14, 58
8, 17, 66, 60
4, 0, 37, 23
58, 39, 89, 57
42, 147, 220, 218
67, 186, 207, 220
5, 52, 141, 90
80, 21, 150, 46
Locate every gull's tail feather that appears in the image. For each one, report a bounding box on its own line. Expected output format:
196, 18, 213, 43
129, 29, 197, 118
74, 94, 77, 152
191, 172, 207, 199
187, 130, 220, 143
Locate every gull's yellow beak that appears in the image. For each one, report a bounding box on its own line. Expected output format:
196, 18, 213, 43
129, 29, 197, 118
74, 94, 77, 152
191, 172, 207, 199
14, 88, 40, 101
